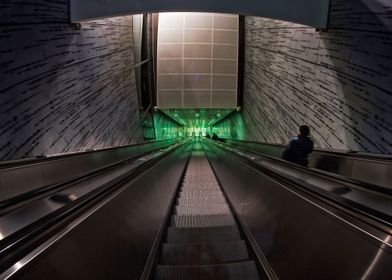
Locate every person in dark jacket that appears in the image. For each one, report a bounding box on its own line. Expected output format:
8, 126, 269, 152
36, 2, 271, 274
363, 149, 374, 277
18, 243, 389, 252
282, 125, 314, 167
212, 133, 219, 141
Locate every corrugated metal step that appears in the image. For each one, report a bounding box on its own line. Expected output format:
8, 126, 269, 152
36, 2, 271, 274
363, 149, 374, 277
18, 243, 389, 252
160, 240, 249, 265
181, 186, 221, 191
183, 177, 217, 182
153, 261, 260, 280
182, 182, 220, 188
152, 146, 261, 279
177, 197, 227, 205
166, 226, 241, 243
174, 205, 230, 216
179, 191, 224, 199
171, 215, 236, 228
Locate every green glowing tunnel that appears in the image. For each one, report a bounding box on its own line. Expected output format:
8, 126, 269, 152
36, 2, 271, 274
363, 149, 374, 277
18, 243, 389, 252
153, 109, 247, 140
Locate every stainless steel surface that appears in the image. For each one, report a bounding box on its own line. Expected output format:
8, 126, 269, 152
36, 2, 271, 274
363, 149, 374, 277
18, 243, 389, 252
0, 146, 176, 242
224, 139, 392, 190
203, 140, 392, 279
0, 139, 179, 204
1, 141, 193, 280
154, 261, 260, 280
215, 141, 392, 224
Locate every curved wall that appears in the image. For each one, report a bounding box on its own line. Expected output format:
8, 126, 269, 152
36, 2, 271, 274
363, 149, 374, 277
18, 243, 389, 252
238, 0, 392, 154
0, 1, 144, 160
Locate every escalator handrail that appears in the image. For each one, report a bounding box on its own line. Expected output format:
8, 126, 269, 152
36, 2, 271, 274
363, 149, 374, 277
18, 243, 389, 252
207, 139, 392, 230
0, 140, 189, 278
0, 138, 182, 169
222, 138, 392, 162
0, 141, 183, 212
221, 140, 392, 196
200, 141, 277, 280
140, 141, 194, 280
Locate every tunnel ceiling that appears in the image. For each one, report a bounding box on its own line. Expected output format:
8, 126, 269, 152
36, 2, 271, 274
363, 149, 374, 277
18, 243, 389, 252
161, 108, 234, 128
71, 0, 330, 28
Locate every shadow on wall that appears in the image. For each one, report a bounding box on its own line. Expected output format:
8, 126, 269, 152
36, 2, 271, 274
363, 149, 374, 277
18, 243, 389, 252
321, 0, 392, 154
238, 0, 392, 154
0, 1, 143, 161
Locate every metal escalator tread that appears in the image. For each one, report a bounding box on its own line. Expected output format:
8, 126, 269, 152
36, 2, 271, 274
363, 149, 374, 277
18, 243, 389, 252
154, 261, 260, 280
179, 190, 224, 199
166, 226, 241, 243
171, 214, 236, 228
153, 143, 260, 279
181, 186, 221, 191
160, 240, 249, 265
177, 197, 227, 205
174, 205, 231, 216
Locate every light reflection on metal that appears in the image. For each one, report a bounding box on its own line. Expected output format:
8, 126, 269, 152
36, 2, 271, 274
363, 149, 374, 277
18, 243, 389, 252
360, 235, 392, 279
14, 262, 23, 270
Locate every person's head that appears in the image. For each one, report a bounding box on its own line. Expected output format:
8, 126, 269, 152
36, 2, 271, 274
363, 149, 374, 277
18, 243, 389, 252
299, 125, 310, 137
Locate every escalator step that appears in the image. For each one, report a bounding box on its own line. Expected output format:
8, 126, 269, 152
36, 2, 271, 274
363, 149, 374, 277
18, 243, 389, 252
171, 214, 236, 228
183, 177, 218, 183
153, 261, 260, 280
182, 181, 220, 188
166, 226, 241, 243
177, 197, 227, 205
174, 205, 230, 216
181, 185, 221, 191
153, 146, 261, 279
179, 191, 224, 199
160, 240, 249, 265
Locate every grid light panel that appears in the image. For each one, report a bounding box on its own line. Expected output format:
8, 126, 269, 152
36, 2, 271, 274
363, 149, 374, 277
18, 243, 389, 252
157, 12, 239, 109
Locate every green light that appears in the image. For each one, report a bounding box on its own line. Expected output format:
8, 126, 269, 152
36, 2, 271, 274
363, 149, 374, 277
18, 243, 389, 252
153, 111, 185, 140
212, 112, 246, 139
156, 108, 237, 138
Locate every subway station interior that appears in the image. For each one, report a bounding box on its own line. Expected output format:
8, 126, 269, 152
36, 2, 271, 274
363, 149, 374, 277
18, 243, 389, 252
0, 0, 392, 279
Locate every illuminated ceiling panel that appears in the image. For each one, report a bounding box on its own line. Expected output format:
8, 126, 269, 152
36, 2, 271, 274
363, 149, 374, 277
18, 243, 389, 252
157, 12, 238, 109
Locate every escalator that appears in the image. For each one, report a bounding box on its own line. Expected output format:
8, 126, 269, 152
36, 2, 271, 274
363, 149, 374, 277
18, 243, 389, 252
209, 139, 392, 223
0, 139, 192, 280
221, 138, 392, 191
0, 139, 391, 279
152, 143, 261, 279
202, 139, 392, 279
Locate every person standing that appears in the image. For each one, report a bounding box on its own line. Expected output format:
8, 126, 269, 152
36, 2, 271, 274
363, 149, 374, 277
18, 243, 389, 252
282, 125, 314, 167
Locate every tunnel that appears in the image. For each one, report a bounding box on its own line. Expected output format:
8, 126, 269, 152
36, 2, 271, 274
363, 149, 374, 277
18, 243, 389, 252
0, 0, 392, 279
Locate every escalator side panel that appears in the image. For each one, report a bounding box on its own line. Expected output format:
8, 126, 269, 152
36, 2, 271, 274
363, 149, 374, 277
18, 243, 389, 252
0, 139, 180, 204
224, 139, 392, 190
10, 142, 193, 280
203, 141, 392, 279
